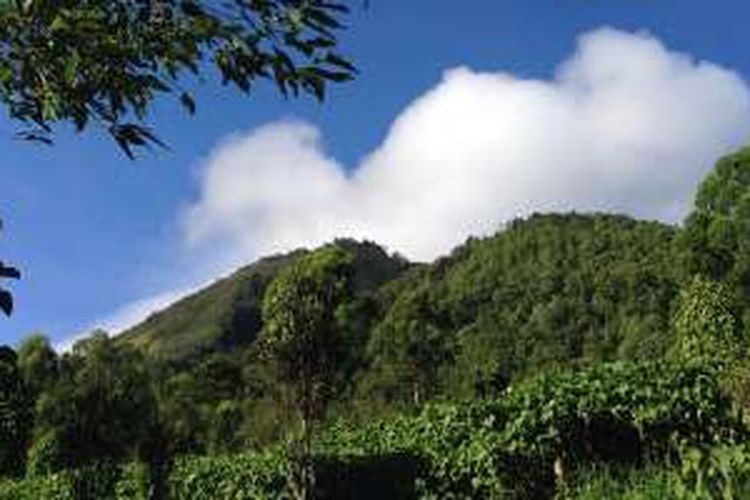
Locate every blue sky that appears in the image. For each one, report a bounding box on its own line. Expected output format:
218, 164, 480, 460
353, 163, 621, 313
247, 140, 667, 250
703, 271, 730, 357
2, 0, 750, 348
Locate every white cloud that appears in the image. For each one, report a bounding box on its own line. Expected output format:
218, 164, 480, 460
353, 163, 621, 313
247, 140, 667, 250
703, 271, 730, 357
184, 27, 750, 264
79, 27, 750, 343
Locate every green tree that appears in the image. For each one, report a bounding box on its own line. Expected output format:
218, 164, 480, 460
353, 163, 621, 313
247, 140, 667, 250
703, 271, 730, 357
30, 332, 157, 472
261, 246, 353, 500
208, 400, 244, 453
0, 0, 355, 156
673, 276, 743, 365
155, 370, 206, 456
361, 213, 679, 411
364, 288, 452, 407
682, 146, 750, 289
16, 334, 58, 399
0, 346, 32, 477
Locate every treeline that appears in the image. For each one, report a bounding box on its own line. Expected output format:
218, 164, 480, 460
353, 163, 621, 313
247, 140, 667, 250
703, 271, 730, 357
3, 146, 750, 497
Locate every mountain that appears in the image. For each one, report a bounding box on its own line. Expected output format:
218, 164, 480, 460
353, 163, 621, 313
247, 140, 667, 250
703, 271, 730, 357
120, 211, 684, 411
360, 213, 684, 407
118, 239, 410, 362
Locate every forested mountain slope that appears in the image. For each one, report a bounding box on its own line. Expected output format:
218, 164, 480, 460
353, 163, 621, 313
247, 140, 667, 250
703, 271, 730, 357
119, 240, 410, 362
109, 146, 750, 452
119, 208, 686, 414
359, 213, 684, 407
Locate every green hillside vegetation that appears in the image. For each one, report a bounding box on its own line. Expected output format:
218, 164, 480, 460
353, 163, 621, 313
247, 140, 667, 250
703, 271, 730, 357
119, 253, 299, 361
120, 239, 409, 363
5, 146, 750, 498
360, 213, 682, 412
121, 213, 685, 418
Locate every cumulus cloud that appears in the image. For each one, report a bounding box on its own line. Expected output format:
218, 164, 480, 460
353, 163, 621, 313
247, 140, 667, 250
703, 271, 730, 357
184, 27, 750, 264
78, 27, 750, 343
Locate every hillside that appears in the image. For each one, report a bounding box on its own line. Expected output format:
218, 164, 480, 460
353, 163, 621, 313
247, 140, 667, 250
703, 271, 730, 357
119, 210, 685, 411
119, 239, 410, 362
360, 212, 684, 407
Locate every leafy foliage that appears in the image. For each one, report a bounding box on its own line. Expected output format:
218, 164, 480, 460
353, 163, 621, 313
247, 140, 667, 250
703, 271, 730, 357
323, 360, 745, 498
0, 219, 20, 317
262, 245, 355, 499
16, 334, 58, 399
0, 461, 151, 500
362, 213, 682, 408
362, 287, 454, 408
559, 465, 678, 500
262, 245, 354, 421
0, 0, 354, 156
168, 448, 288, 499
681, 145, 750, 331
683, 146, 750, 283
675, 443, 750, 499
0, 347, 32, 478
30, 333, 157, 473
17, 357, 733, 498
673, 276, 744, 365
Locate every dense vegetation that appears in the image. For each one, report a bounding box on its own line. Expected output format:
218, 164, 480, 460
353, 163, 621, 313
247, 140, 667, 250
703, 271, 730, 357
5, 146, 750, 497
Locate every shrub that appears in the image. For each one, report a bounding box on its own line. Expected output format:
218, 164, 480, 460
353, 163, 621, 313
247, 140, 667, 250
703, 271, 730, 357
0, 472, 74, 500
559, 464, 677, 500
320, 360, 746, 498
676, 444, 750, 499
0, 462, 150, 500
167, 448, 289, 499
5, 358, 743, 499
26, 429, 67, 477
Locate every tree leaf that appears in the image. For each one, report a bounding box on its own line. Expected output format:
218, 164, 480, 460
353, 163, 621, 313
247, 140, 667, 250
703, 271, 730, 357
0, 289, 13, 316
180, 92, 196, 114
0, 263, 20, 279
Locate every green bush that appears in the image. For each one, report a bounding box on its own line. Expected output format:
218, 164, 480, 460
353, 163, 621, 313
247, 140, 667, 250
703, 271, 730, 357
26, 429, 67, 477
321, 360, 745, 498
560, 464, 678, 500
320, 403, 551, 498
0, 462, 150, 500
167, 448, 289, 499
4, 358, 743, 499
676, 444, 750, 499
498, 361, 745, 463
115, 462, 151, 500
0, 472, 74, 500
562, 446, 750, 500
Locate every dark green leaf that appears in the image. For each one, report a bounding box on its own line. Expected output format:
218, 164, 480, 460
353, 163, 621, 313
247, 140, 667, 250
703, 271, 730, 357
0, 263, 20, 279
0, 289, 13, 316
180, 92, 196, 114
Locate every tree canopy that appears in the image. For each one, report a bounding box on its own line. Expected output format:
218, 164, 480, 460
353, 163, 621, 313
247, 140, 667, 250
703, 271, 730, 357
262, 245, 354, 424
0, 346, 32, 478
0, 0, 355, 157
682, 146, 750, 307
28, 332, 156, 474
